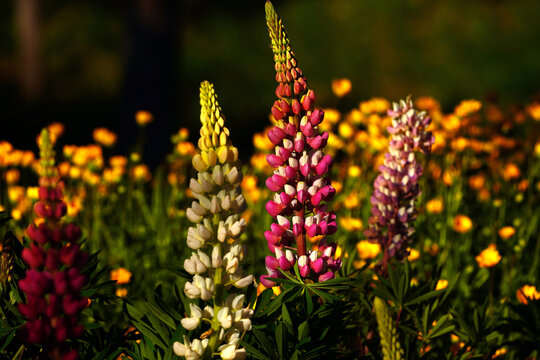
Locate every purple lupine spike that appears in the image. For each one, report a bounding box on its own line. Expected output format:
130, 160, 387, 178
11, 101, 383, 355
260, 1, 341, 287
365, 97, 435, 275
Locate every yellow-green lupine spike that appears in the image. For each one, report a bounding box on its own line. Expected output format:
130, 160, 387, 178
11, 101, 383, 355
374, 297, 404, 360
265, 1, 290, 61
38, 128, 58, 186
194, 81, 237, 171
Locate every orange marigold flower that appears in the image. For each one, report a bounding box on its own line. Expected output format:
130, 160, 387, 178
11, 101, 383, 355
475, 244, 501, 268
110, 155, 128, 168
498, 226, 515, 240
454, 99, 482, 118
131, 164, 151, 182
359, 98, 390, 114
47, 122, 65, 140
468, 174, 486, 190
343, 192, 359, 209
426, 198, 443, 214
5, 169, 20, 184
176, 141, 196, 156
116, 288, 128, 298
516, 285, 540, 304
415, 96, 440, 111
253, 131, 274, 151
135, 110, 154, 126
526, 103, 540, 121
453, 215, 473, 233
502, 163, 521, 181
111, 267, 132, 285
93, 128, 117, 147
331, 78, 352, 98
338, 121, 355, 139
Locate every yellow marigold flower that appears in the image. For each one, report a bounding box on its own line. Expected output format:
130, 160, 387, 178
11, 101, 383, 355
442, 114, 461, 132
11, 208, 22, 220
323, 108, 341, 124
454, 99, 482, 118
176, 141, 196, 156
26, 187, 39, 200
21, 151, 35, 167
407, 248, 420, 262
517, 179, 528, 192
492, 348, 507, 359
103, 167, 123, 184
356, 240, 381, 260
176, 128, 189, 141
359, 98, 390, 114
331, 180, 342, 194
344, 192, 359, 209
338, 121, 355, 139
516, 285, 540, 304
109, 156, 127, 169
8, 186, 24, 203
468, 174, 486, 190
475, 244, 501, 268
526, 103, 540, 121
498, 226, 515, 239
451, 137, 468, 152
339, 216, 363, 232
426, 198, 443, 214
5, 169, 20, 184
453, 215, 473, 233
116, 288, 128, 298
326, 131, 345, 150
111, 267, 132, 285
348, 109, 363, 124
135, 110, 154, 126
534, 142, 540, 157
250, 153, 269, 173
331, 78, 352, 98
131, 164, 151, 182
502, 163, 521, 181
435, 279, 448, 290
93, 128, 117, 147
67, 197, 83, 217
478, 188, 490, 202
253, 131, 274, 151
63, 145, 77, 158
348, 165, 361, 178
69, 166, 82, 179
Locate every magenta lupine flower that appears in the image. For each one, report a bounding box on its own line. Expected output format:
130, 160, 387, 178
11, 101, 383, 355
18, 129, 88, 360
364, 97, 434, 273
261, 1, 340, 287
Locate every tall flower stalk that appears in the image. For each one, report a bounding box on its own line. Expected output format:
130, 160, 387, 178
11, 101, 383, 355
364, 97, 434, 275
173, 81, 253, 360
260, 1, 340, 287
18, 129, 88, 360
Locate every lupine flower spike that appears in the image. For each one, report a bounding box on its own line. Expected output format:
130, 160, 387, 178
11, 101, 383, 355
173, 81, 253, 360
261, 1, 340, 287
18, 129, 89, 360
364, 97, 434, 275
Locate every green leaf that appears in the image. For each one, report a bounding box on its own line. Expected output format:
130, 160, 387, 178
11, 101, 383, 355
147, 296, 177, 329
404, 289, 444, 307
305, 290, 313, 315
298, 320, 309, 341
282, 303, 293, 330
276, 322, 284, 360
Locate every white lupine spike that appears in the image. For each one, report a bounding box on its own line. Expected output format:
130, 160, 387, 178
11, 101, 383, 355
184, 281, 201, 299
213, 165, 224, 186
181, 316, 200, 330
212, 246, 222, 268
191, 201, 207, 216
198, 195, 211, 210
229, 218, 245, 237
221, 195, 232, 210
210, 196, 221, 214
186, 208, 203, 223
199, 176, 214, 193
233, 194, 245, 210
219, 344, 237, 360
230, 244, 242, 257
226, 257, 239, 274
203, 305, 214, 318
217, 221, 227, 242
235, 319, 252, 332
187, 228, 204, 250
198, 250, 211, 268
217, 307, 232, 329
226, 166, 240, 184
231, 294, 244, 310
173, 340, 187, 357
234, 275, 254, 288
189, 178, 203, 194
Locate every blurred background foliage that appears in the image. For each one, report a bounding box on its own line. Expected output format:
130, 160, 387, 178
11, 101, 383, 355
1, 0, 540, 161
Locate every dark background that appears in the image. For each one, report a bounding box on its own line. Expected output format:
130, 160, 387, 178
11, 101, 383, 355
1, 0, 540, 164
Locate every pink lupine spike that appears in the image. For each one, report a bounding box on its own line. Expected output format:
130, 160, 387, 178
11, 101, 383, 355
285, 123, 296, 136
265, 230, 281, 244
294, 137, 305, 153
260, 275, 277, 288
311, 192, 322, 206
265, 256, 279, 270
318, 271, 334, 282
278, 146, 291, 160
266, 201, 283, 217
268, 127, 287, 145
310, 258, 325, 274
266, 178, 281, 192
278, 256, 292, 271
285, 166, 297, 180
267, 154, 285, 167
309, 110, 323, 126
